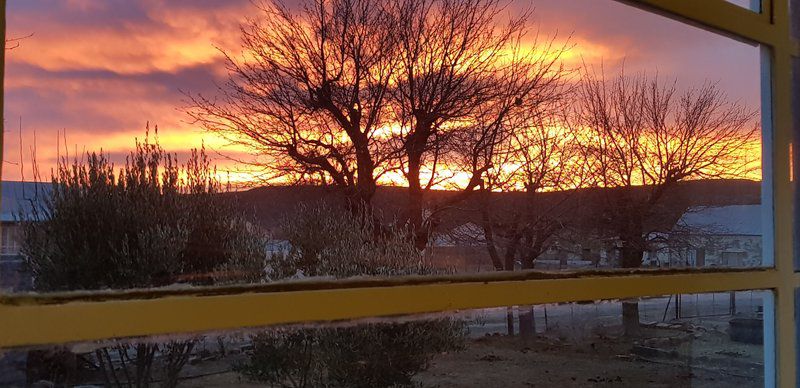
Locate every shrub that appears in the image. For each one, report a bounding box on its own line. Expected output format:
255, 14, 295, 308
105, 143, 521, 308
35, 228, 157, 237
239, 320, 466, 388
23, 135, 266, 290
268, 203, 432, 280
237, 204, 466, 388
21, 130, 267, 387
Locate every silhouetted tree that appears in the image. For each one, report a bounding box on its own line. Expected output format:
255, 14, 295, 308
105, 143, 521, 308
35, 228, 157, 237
188, 0, 571, 248
574, 69, 759, 335
389, 0, 571, 249
475, 109, 586, 336
187, 0, 399, 211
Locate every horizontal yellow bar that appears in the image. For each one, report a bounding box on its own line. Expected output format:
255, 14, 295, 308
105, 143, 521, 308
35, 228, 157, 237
0, 267, 775, 304
0, 269, 780, 348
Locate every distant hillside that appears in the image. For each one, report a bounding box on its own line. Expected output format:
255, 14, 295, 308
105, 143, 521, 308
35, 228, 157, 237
230, 179, 761, 234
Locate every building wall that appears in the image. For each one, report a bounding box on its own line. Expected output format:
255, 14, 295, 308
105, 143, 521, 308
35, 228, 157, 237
0, 223, 31, 291
0, 223, 21, 257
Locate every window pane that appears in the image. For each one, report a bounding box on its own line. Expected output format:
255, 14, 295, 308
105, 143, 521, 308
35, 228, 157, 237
0, 291, 769, 386
2, 0, 767, 293
792, 0, 800, 40
725, 0, 762, 12
796, 288, 800, 387
794, 56, 800, 271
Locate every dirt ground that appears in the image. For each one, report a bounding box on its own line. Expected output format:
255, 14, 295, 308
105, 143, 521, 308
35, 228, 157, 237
180, 324, 762, 387
414, 331, 761, 388
11, 301, 759, 387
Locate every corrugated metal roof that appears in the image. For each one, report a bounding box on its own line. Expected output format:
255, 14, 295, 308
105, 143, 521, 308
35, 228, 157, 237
676, 204, 761, 236
1, 181, 52, 222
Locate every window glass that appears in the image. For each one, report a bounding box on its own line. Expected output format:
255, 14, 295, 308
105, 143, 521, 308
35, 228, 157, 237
792, 0, 800, 40
725, 0, 762, 12
2, 0, 767, 293
0, 291, 769, 387
794, 57, 800, 271
796, 288, 800, 387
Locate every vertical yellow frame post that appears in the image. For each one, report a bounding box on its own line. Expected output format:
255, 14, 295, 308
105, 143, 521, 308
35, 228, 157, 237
766, 0, 796, 385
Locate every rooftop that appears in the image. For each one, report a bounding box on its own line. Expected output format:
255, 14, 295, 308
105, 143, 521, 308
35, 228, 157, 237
675, 204, 762, 236
1, 181, 52, 222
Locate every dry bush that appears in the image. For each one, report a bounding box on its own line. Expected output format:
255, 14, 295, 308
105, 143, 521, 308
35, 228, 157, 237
21, 130, 267, 387
238, 204, 466, 388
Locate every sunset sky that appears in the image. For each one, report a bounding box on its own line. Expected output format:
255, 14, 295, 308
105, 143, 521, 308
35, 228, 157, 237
3, 0, 762, 185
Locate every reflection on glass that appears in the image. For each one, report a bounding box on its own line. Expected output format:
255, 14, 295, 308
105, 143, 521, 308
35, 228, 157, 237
725, 0, 761, 12
792, 0, 800, 39
0, 291, 767, 387
0, 0, 766, 293
796, 288, 800, 387
795, 57, 800, 271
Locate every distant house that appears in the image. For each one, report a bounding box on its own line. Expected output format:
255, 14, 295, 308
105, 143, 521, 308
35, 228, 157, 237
0, 181, 51, 291
644, 205, 762, 268
535, 236, 618, 270
429, 222, 496, 272
430, 222, 620, 271
266, 240, 292, 255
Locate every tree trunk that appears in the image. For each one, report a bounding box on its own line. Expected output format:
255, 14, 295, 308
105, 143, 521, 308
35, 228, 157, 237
405, 151, 428, 250
482, 224, 504, 271
622, 301, 641, 337
352, 146, 377, 211
480, 190, 505, 271
346, 185, 375, 214
518, 306, 535, 338
407, 185, 428, 250
506, 307, 515, 336
620, 231, 644, 336
518, 252, 536, 338
405, 121, 432, 251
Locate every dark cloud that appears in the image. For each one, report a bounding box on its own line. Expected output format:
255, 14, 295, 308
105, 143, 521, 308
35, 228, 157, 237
8, 0, 149, 26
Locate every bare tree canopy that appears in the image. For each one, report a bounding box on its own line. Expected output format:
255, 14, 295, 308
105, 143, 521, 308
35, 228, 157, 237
187, 0, 400, 208
389, 0, 573, 248
577, 69, 759, 194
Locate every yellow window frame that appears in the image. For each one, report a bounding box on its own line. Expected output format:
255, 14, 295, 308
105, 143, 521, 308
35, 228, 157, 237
0, 0, 797, 386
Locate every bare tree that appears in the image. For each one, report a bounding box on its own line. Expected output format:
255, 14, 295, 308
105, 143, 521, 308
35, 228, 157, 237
475, 108, 586, 336
575, 69, 759, 335
187, 0, 398, 210
390, 0, 571, 249
480, 111, 584, 269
